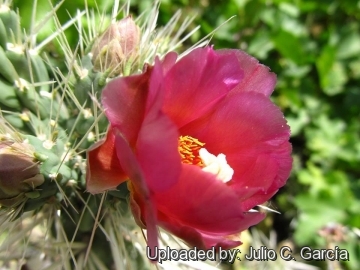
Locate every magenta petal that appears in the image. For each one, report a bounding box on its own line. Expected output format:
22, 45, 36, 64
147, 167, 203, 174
228, 155, 280, 209
135, 60, 181, 192
163, 47, 244, 128
86, 128, 127, 194
104, 59, 181, 192
218, 49, 277, 97
161, 52, 177, 75
102, 69, 151, 146
135, 115, 181, 192
157, 217, 244, 249
113, 128, 158, 250
181, 92, 292, 210
155, 164, 265, 234
96, 46, 291, 254
199, 234, 242, 250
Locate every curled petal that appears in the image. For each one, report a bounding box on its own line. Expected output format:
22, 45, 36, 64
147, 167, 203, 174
102, 68, 151, 147
104, 59, 181, 192
86, 128, 127, 194
113, 128, 158, 252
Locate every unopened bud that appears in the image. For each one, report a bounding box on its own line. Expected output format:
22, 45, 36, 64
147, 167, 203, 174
0, 140, 44, 207
91, 16, 140, 76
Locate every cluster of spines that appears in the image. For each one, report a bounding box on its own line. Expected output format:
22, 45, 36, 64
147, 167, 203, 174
0, 5, 67, 136
0, 3, 88, 219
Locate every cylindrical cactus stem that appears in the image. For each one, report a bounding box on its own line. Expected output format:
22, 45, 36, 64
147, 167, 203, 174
0, 79, 21, 109
0, 19, 7, 49
0, 46, 20, 84
0, 3, 66, 134
0, 6, 21, 44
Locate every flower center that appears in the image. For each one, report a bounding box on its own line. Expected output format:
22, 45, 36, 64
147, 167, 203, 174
178, 135, 205, 167
178, 136, 234, 183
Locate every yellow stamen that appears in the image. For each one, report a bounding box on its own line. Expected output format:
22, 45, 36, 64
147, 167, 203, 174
178, 135, 205, 167
178, 136, 234, 182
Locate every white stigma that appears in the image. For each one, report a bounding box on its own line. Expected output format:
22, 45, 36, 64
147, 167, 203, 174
199, 148, 234, 183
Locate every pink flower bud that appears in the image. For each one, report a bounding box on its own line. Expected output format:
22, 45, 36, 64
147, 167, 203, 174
0, 141, 44, 207
91, 16, 141, 76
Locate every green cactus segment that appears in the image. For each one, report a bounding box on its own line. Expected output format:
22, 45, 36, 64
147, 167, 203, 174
73, 71, 94, 106
1, 47, 56, 119
2, 114, 27, 131
21, 180, 58, 213
0, 5, 62, 136
30, 53, 51, 92
0, 8, 20, 43
0, 19, 7, 49
15, 81, 51, 119
74, 55, 108, 106
5, 50, 50, 92
24, 190, 41, 199
0, 79, 20, 108
69, 56, 109, 146
5, 50, 30, 80
0, 46, 55, 120
26, 135, 62, 170
0, 0, 105, 224
28, 132, 79, 174
0, 46, 19, 83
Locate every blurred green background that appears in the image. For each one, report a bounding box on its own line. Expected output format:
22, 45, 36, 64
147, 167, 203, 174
12, 0, 360, 269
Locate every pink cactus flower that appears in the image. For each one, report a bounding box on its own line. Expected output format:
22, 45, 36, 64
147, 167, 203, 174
86, 47, 292, 253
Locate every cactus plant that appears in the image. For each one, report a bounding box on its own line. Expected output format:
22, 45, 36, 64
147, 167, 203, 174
0, 1, 215, 269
